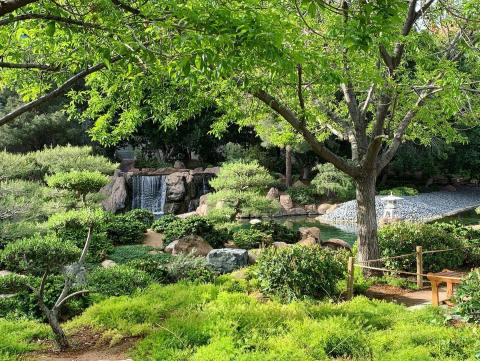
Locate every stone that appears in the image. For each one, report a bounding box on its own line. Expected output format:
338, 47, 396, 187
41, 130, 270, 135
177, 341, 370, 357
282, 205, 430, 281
325, 204, 339, 214
322, 238, 352, 251
174, 160, 186, 169
204, 166, 220, 175
304, 204, 318, 213
100, 175, 128, 213
441, 184, 457, 192
299, 227, 321, 241
199, 194, 209, 206
164, 202, 183, 214
143, 230, 164, 248
266, 187, 280, 200
165, 235, 213, 257
166, 172, 186, 201
101, 260, 117, 268
196, 203, 209, 216
279, 194, 294, 210
287, 207, 307, 216
207, 248, 249, 273
272, 241, 289, 248
297, 236, 318, 247
249, 218, 262, 225
177, 211, 198, 219
293, 180, 307, 188
317, 203, 333, 215
247, 248, 262, 264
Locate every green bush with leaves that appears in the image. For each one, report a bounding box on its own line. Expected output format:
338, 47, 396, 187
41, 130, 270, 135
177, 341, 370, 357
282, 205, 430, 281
455, 268, 480, 324
0, 151, 42, 181
151, 214, 178, 233
311, 163, 355, 201
87, 265, 153, 297
106, 216, 146, 245
208, 161, 279, 217
165, 254, 217, 284
232, 228, 271, 249
378, 222, 464, 273
286, 186, 317, 205
46, 170, 109, 204
255, 245, 346, 301
124, 209, 154, 229
379, 186, 419, 196
0, 221, 45, 247
108, 245, 163, 264
251, 220, 299, 244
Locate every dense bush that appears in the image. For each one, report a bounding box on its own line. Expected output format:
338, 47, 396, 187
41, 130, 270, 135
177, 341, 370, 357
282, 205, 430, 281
232, 228, 271, 249
311, 163, 355, 201
286, 186, 317, 205
378, 222, 464, 273
0, 221, 45, 247
165, 254, 217, 283
379, 186, 419, 196
455, 268, 480, 323
125, 209, 154, 229
108, 245, 168, 264
251, 220, 299, 244
0, 151, 41, 181
255, 245, 346, 301
88, 265, 153, 297
127, 258, 171, 283
208, 161, 279, 217
154, 215, 228, 248
106, 216, 146, 245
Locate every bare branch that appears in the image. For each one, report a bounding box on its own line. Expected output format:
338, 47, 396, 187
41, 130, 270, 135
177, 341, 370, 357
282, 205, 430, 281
253, 89, 359, 177
0, 61, 59, 71
55, 290, 89, 309
0, 56, 121, 127
361, 84, 375, 115
0, 0, 38, 16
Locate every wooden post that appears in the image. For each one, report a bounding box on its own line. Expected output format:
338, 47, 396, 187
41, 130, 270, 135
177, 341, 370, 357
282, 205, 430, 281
346, 256, 355, 300
416, 246, 423, 288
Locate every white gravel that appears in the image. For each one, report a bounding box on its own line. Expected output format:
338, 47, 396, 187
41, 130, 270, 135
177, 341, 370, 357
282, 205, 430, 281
319, 187, 480, 225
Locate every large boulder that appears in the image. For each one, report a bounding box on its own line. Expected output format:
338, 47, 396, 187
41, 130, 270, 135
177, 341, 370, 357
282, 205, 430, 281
317, 203, 333, 215
165, 235, 213, 257
279, 194, 294, 210
101, 260, 117, 268
101, 174, 128, 213
166, 172, 186, 201
207, 248, 249, 273
322, 238, 352, 251
299, 227, 321, 242
266, 187, 280, 200
196, 203, 209, 216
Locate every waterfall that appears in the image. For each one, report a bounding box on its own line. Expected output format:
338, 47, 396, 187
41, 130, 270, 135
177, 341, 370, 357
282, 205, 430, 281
132, 175, 167, 216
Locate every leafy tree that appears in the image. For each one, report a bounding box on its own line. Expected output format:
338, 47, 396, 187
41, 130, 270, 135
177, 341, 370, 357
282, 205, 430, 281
311, 163, 356, 201
0, 0, 479, 269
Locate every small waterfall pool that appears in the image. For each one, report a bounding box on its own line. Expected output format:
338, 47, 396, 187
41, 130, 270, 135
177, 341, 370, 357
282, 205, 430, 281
132, 175, 167, 217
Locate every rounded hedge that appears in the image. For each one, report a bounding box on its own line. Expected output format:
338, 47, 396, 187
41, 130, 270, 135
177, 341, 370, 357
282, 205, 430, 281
88, 265, 153, 297
46, 170, 109, 197
255, 245, 346, 301
232, 228, 271, 249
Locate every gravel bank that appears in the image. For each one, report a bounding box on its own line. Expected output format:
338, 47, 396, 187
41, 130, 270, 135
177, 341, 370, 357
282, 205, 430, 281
319, 187, 480, 225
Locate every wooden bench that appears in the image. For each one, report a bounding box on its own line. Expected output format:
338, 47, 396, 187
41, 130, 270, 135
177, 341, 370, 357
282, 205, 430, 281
426, 270, 465, 306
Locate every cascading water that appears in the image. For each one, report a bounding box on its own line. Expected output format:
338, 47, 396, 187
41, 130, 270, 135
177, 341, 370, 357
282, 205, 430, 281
132, 175, 167, 217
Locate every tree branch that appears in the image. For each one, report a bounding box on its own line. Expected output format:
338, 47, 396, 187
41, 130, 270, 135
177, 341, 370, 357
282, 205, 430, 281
54, 290, 89, 309
0, 61, 59, 71
253, 89, 359, 177
0, 13, 104, 28
0, 0, 38, 16
111, 0, 141, 15
0, 56, 120, 127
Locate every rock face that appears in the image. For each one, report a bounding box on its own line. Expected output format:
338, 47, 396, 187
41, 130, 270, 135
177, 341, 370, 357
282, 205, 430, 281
266, 187, 280, 200
317, 203, 333, 215
207, 248, 249, 273
174, 160, 186, 169
279, 194, 294, 210
247, 248, 262, 264
322, 238, 352, 251
299, 227, 320, 242
101, 173, 128, 213
165, 235, 213, 257
101, 260, 117, 268
166, 172, 186, 201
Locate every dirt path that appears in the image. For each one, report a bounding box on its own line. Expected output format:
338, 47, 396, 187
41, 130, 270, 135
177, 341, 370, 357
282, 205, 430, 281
29, 329, 138, 361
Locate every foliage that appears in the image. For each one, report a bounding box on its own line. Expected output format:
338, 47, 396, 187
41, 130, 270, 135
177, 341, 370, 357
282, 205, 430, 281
0, 151, 41, 181
154, 215, 228, 248
107, 245, 167, 264
250, 220, 299, 244
87, 265, 153, 297
378, 222, 464, 273
311, 163, 356, 201
232, 229, 271, 249
106, 216, 146, 245
0, 318, 50, 361
254, 245, 346, 302
286, 185, 318, 205
0, 234, 80, 275
165, 254, 217, 284
455, 268, 480, 324
379, 186, 419, 196
46, 170, 109, 202
0, 221, 44, 247
127, 258, 171, 283
65, 282, 479, 361
123, 209, 154, 229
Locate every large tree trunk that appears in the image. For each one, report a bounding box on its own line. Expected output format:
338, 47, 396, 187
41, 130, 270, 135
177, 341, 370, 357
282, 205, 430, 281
285, 145, 292, 187
38, 302, 69, 350
355, 175, 380, 274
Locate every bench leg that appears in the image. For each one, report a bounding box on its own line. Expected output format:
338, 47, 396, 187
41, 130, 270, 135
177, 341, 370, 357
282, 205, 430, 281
431, 281, 440, 306
447, 282, 454, 299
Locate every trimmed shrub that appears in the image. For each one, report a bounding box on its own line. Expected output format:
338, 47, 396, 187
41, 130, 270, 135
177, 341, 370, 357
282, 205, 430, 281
125, 209, 154, 229
127, 258, 171, 283
455, 268, 480, 323
255, 245, 346, 301
88, 265, 153, 297
286, 186, 317, 205
311, 163, 355, 201
0, 151, 42, 181
166, 254, 217, 283
108, 245, 163, 264
379, 186, 419, 196
232, 228, 271, 249
151, 214, 178, 233
251, 220, 299, 244
378, 222, 464, 273
106, 217, 146, 245
0, 221, 45, 247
